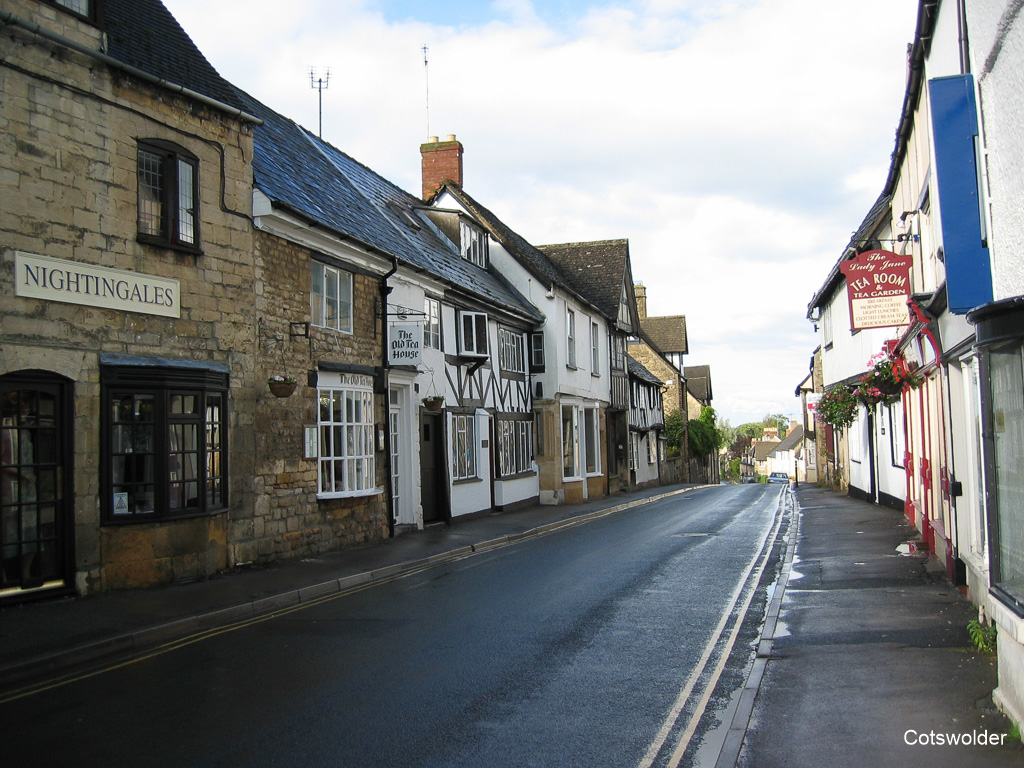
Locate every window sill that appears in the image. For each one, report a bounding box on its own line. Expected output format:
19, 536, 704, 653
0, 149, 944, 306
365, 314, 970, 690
317, 487, 384, 500
102, 507, 228, 525
497, 470, 537, 481
453, 477, 483, 485
136, 235, 204, 257
311, 323, 355, 336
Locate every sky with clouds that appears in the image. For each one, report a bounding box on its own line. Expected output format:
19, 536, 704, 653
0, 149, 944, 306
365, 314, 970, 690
162, 0, 919, 427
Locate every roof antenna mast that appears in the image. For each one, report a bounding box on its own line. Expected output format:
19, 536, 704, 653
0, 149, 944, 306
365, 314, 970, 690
422, 44, 430, 138
309, 66, 330, 138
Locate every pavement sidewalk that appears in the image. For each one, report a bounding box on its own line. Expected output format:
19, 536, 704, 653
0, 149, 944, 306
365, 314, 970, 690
0, 483, 697, 692
728, 484, 1023, 767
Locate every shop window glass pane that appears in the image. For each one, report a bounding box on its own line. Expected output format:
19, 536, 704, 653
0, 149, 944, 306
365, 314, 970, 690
991, 344, 1024, 600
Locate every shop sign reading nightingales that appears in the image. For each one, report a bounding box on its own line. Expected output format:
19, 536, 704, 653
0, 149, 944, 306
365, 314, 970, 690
838, 250, 913, 331
14, 251, 180, 318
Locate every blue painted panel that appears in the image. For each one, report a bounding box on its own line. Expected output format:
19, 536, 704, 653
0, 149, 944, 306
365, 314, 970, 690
929, 74, 993, 314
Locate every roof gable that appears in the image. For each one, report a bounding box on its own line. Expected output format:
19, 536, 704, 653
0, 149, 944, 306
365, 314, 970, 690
642, 316, 688, 355
104, 0, 244, 111
683, 365, 712, 401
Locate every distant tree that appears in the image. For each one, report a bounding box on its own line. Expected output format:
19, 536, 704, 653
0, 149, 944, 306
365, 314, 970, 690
730, 433, 753, 456
716, 416, 736, 451
735, 422, 763, 440
761, 413, 790, 435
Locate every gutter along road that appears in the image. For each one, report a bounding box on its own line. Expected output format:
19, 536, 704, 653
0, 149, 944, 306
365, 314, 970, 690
2, 484, 789, 768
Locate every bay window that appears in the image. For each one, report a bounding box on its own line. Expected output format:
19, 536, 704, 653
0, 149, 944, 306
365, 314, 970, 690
102, 363, 227, 522
317, 373, 377, 497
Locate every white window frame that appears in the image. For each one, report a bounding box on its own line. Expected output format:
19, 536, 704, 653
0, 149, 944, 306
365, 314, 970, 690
311, 261, 353, 334
591, 321, 600, 375
316, 373, 377, 498
567, 309, 577, 368
452, 413, 477, 480
499, 328, 526, 374
458, 311, 489, 357
424, 297, 441, 350
460, 219, 488, 267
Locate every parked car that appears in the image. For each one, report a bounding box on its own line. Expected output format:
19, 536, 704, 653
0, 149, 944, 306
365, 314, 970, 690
767, 472, 790, 484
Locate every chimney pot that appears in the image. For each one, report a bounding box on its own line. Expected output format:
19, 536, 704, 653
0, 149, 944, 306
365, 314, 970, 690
446, 133, 457, 142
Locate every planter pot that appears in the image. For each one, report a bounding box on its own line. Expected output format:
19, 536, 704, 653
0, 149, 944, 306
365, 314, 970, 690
875, 379, 903, 396
423, 397, 444, 412
268, 380, 297, 398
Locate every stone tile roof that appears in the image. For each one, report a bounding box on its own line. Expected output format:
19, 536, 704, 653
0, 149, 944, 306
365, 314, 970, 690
770, 425, 804, 455
642, 316, 688, 355
753, 440, 780, 461
538, 240, 632, 322
103, 0, 244, 110
627, 355, 663, 387
684, 365, 712, 402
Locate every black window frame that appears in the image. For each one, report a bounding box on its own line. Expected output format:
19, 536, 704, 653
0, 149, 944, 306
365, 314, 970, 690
137, 139, 201, 254
101, 365, 228, 524
45, 0, 100, 23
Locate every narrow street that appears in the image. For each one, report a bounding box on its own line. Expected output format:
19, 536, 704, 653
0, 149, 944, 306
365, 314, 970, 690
1, 485, 788, 768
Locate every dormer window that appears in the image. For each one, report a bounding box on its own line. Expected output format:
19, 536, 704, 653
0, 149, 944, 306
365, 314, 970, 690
460, 219, 488, 268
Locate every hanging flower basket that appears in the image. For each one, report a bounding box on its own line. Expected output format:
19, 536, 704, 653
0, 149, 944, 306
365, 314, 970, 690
858, 349, 923, 400
854, 383, 896, 407
423, 395, 444, 412
815, 385, 858, 430
268, 375, 297, 398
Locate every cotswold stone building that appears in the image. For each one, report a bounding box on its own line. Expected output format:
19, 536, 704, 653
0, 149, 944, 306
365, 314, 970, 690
2, 0, 395, 600
1, 0, 259, 596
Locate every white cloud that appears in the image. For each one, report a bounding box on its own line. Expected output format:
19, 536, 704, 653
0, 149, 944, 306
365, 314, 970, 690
163, 0, 919, 424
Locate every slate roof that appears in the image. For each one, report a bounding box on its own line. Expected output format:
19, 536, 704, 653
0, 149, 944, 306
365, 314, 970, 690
642, 316, 689, 355
244, 102, 541, 322
99, 1, 540, 324
684, 365, 712, 402
436, 184, 588, 304
627, 355, 663, 387
103, 0, 246, 112
538, 240, 632, 322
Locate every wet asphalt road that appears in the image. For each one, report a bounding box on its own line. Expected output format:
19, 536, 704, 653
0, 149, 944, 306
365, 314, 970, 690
2, 484, 786, 768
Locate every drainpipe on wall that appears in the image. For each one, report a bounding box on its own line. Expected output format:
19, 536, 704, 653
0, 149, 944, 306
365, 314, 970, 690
380, 257, 399, 537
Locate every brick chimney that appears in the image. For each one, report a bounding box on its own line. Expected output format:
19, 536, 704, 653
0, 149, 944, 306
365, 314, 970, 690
634, 282, 647, 320
420, 134, 463, 200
